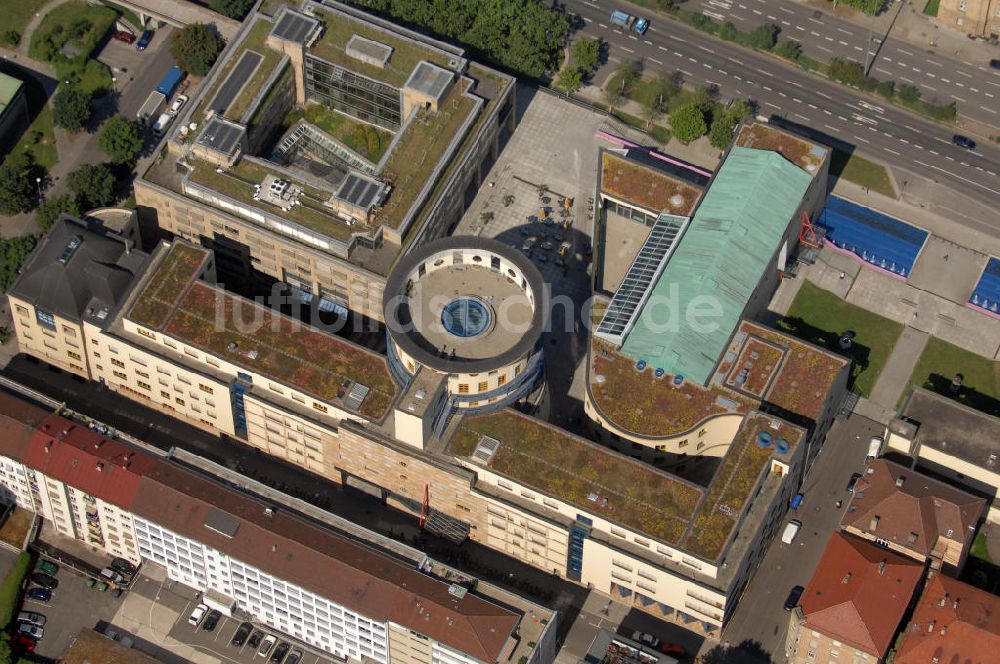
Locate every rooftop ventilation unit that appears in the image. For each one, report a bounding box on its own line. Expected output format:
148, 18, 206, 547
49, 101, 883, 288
472, 435, 500, 464
343, 382, 370, 411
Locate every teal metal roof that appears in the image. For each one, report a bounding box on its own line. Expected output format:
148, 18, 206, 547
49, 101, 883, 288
619, 147, 812, 385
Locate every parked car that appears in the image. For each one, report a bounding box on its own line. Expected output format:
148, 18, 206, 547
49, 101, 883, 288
26, 588, 51, 603
188, 603, 208, 627
34, 560, 58, 576
846, 472, 863, 494
659, 643, 687, 658
169, 94, 189, 115
231, 622, 253, 647
781, 519, 802, 544
111, 30, 135, 44
631, 631, 660, 648
17, 624, 43, 640
248, 630, 264, 648
258, 635, 277, 657
286, 650, 303, 664
110, 557, 137, 575
990, 59, 1000, 69
952, 134, 977, 150
270, 642, 291, 663
136, 30, 153, 51
30, 573, 58, 589
100, 567, 125, 584
11, 634, 36, 652
784, 585, 805, 611
17, 612, 46, 627
202, 609, 222, 631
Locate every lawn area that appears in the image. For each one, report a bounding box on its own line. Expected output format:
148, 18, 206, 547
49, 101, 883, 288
971, 532, 992, 563
904, 336, 1000, 416
9, 0, 48, 40
830, 150, 896, 198
28, 1, 116, 95
780, 281, 903, 397
923, 0, 941, 16
284, 104, 394, 163
0, 551, 31, 627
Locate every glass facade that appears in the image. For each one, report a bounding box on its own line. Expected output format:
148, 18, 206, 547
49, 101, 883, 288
304, 56, 402, 130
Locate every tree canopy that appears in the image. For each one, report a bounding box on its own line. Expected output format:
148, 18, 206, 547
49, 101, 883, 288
709, 100, 751, 149
554, 67, 582, 94
570, 37, 601, 74
171, 23, 224, 77
0, 235, 39, 293
347, 0, 569, 78
52, 86, 92, 133
669, 104, 708, 143
99, 115, 143, 164
0, 152, 40, 215
36, 194, 81, 232
67, 163, 116, 210
210, 0, 256, 20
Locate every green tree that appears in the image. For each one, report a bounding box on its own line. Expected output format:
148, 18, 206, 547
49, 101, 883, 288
829, 58, 866, 86
749, 24, 778, 50
210, 0, 256, 19
170, 23, 223, 77
36, 194, 81, 232
0, 152, 39, 215
0, 235, 39, 292
875, 80, 895, 99
709, 100, 751, 149
638, 73, 679, 128
570, 37, 601, 74
669, 104, 707, 143
718, 22, 738, 42
554, 67, 583, 94
897, 83, 921, 103
773, 40, 802, 61
68, 163, 116, 210
98, 115, 143, 164
53, 87, 92, 133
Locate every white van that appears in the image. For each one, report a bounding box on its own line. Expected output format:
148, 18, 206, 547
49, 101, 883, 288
151, 112, 173, 137
781, 519, 802, 544
866, 436, 884, 463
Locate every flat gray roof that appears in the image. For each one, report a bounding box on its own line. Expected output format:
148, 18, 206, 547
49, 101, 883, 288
346, 35, 393, 68
208, 50, 263, 118
902, 387, 1000, 470
196, 117, 245, 157
405, 60, 453, 100
336, 173, 382, 209
270, 8, 319, 44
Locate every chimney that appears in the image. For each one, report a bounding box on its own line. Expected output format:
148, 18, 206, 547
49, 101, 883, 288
940, 626, 947, 636
271, 544, 277, 552
94, 440, 103, 450
895, 475, 905, 488
44, 442, 51, 454
842, 573, 852, 584
878, 559, 887, 575
870, 515, 880, 529
264, 507, 274, 518
95, 462, 104, 472
927, 620, 936, 633
953, 598, 960, 610
938, 594, 948, 607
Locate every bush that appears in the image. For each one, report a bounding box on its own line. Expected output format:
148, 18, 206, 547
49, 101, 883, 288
924, 101, 956, 121
210, 0, 255, 20
0, 552, 31, 626
36, 194, 81, 232
709, 100, 751, 149
875, 80, 895, 99
669, 104, 707, 143
773, 40, 802, 61
98, 114, 143, 164
170, 23, 223, 76
897, 83, 921, 103
718, 22, 738, 42
829, 58, 867, 86
749, 24, 778, 50
2, 30, 20, 47
554, 66, 583, 94
68, 163, 117, 209
52, 86, 92, 132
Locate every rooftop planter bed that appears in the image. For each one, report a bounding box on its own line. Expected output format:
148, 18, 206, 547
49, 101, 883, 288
129, 244, 208, 329
725, 337, 784, 397
735, 124, 823, 173
601, 153, 702, 215
453, 411, 703, 543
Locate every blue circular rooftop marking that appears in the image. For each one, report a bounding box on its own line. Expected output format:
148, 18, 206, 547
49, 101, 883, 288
441, 298, 491, 338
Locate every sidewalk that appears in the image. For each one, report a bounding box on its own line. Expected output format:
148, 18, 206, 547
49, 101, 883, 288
868, 325, 930, 408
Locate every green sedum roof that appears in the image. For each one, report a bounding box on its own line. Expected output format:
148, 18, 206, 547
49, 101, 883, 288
0, 73, 23, 115
619, 148, 812, 385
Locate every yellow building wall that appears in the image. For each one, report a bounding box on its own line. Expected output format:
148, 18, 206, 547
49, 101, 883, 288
8, 295, 91, 379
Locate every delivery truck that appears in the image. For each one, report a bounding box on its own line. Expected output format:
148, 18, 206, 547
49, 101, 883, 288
156, 66, 185, 98
137, 90, 166, 125
610, 9, 649, 35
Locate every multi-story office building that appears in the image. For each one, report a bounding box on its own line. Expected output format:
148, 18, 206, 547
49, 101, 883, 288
937, 0, 1000, 38
136, 0, 515, 322
0, 384, 556, 664
10, 121, 849, 636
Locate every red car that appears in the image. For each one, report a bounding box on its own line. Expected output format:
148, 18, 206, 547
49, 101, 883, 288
112, 31, 135, 44
659, 642, 687, 658
12, 634, 36, 652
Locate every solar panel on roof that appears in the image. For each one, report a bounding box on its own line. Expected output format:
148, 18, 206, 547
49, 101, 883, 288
208, 50, 263, 118
595, 214, 689, 345
271, 11, 317, 43
197, 119, 244, 156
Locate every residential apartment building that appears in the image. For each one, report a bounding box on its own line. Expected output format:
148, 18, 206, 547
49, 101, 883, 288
137, 0, 515, 321
937, 0, 1000, 38
841, 459, 985, 574
893, 572, 1000, 664
888, 387, 1000, 523
785, 533, 923, 664
0, 384, 556, 664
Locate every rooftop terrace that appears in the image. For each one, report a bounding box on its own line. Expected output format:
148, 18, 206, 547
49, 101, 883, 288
681, 411, 803, 559
734, 123, 827, 175
600, 153, 703, 215
127, 243, 398, 420
450, 410, 704, 544
307, 3, 457, 88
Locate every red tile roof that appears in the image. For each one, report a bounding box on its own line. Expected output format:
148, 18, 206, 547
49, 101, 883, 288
841, 459, 985, 557
0, 390, 50, 461
23, 415, 158, 509
800, 533, 923, 657
131, 463, 520, 662
895, 574, 1000, 664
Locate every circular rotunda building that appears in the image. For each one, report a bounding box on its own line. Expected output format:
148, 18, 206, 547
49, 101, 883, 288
384, 236, 546, 414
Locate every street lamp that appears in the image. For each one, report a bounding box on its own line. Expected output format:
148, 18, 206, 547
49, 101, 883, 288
111, 76, 117, 94
35, 177, 42, 201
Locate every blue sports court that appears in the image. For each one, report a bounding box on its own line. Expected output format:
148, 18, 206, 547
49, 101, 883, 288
818, 197, 928, 278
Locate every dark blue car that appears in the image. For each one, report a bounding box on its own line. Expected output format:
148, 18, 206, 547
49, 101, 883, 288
26, 587, 51, 603
136, 30, 153, 51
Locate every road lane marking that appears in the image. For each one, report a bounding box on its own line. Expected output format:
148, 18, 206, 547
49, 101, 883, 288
885, 148, 900, 155
780, 6, 794, 12
648, 57, 663, 65
927, 60, 942, 66
838, 28, 853, 35
924, 84, 936, 91
689, 57, 697, 62
810, 31, 820, 36
795, 25, 804, 31
940, 78, 950, 83
913, 160, 1000, 196
680, 69, 694, 76
981, 106, 998, 114
816, 91, 831, 100
792, 97, 802, 103
765, 102, 780, 109
583, 17, 592, 22
929, 150, 938, 155
952, 95, 966, 102
809, 17, 823, 24
824, 124, 840, 132
698, 45, 713, 53
956, 70, 972, 78
674, 51, 684, 57
734, 75, 743, 80
970, 87, 979, 92
622, 46, 635, 53
763, 85, 773, 91
703, 63, 714, 68
794, 113, 809, 121
778, 91, 786, 97
728, 56, 744, 65
897, 48, 913, 55
756, 68, 773, 77
788, 80, 803, 87
854, 135, 870, 143
884, 57, 892, 62
808, 103, 817, 109
753, 9, 762, 14
659, 45, 669, 51
823, 109, 832, 115
839, 40, 849, 46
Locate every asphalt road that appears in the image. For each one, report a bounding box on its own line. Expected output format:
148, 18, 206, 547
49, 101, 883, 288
679, 0, 1000, 127
567, 0, 1000, 213
720, 414, 884, 661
